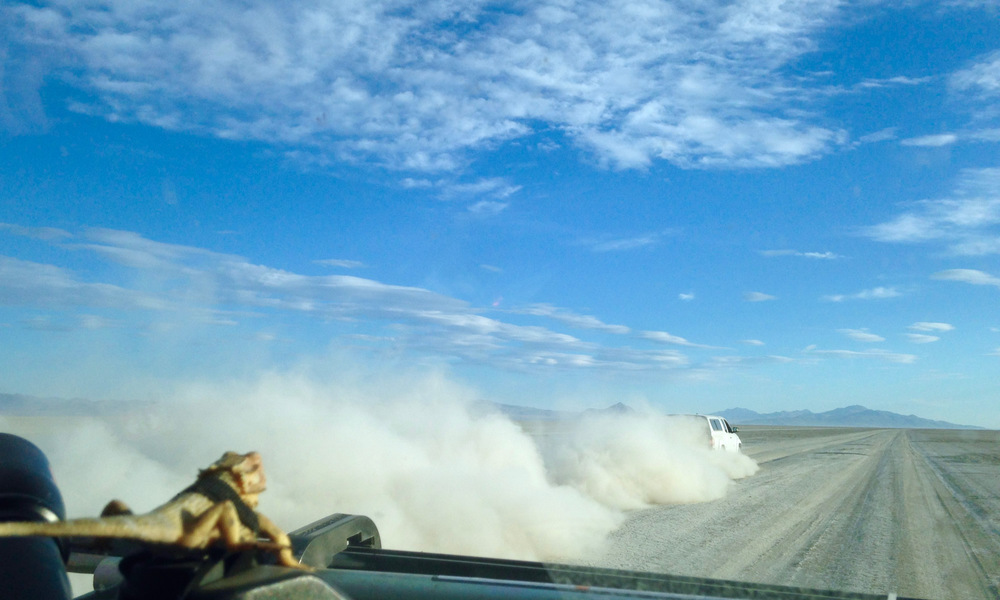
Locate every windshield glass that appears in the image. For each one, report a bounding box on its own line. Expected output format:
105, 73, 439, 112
2, 2, 999, 599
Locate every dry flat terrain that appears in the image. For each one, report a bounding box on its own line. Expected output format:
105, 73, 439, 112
595, 427, 1000, 600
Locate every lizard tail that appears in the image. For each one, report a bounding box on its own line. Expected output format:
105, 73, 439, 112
0, 521, 81, 537
0, 517, 173, 542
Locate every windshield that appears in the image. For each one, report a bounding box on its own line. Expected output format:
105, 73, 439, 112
1, 2, 999, 599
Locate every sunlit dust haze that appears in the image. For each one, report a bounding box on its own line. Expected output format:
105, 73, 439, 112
0, 361, 758, 565
540, 413, 759, 510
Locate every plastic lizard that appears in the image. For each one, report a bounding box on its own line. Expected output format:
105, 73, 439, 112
0, 451, 303, 569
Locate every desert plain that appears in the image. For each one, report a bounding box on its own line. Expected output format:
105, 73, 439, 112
593, 426, 1000, 600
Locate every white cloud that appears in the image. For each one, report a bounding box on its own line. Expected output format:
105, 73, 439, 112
441, 178, 522, 200
640, 331, 695, 346
852, 78, 916, 91
863, 170, 1000, 255
857, 127, 898, 144
708, 354, 794, 367
0, 223, 72, 241
822, 286, 901, 302
838, 328, 885, 343
951, 50, 1000, 97
6, 225, 710, 375
906, 333, 940, 344
314, 259, 365, 269
401, 178, 433, 189
969, 128, 1000, 142
678, 293, 695, 301
855, 286, 902, 300
468, 201, 510, 216
953, 168, 1000, 197
741, 339, 765, 346
6, 0, 848, 171
854, 76, 930, 90
803, 346, 917, 364
638, 330, 724, 350
7, 228, 726, 372
900, 133, 959, 147
908, 322, 954, 332
931, 268, 1000, 288
590, 235, 660, 253
760, 249, 841, 259
514, 348, 688, 371
864, 214, 942, 243
517, 304, 631, 335
743, 291, 776, 302
0, 255, 172, 312
944, 0, 1000, 9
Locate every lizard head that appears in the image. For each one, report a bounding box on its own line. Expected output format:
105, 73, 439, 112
200, 451, 268, 504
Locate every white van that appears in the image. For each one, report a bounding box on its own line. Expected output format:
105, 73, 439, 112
673, 414, 743, 452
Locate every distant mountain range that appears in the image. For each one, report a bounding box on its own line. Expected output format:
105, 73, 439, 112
493, 402, 979, 430
491, 403, 571, 420
493, 401, 634, 420
4, 393, 977, 430
716, 405, 979, 430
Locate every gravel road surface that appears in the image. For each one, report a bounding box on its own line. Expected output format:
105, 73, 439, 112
592, 427, 1000, 600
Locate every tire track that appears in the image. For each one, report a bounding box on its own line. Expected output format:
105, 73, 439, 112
592, 427, 1000, 600
905, 432, 1000, 599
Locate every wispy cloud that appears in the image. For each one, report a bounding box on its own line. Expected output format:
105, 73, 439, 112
969, 128, 1000, 142
906, 333, 940, 344
838, 328, 885, 343
439, 178, 522, 200
931, 268, 1000, 288
5, 0, 848, 171
908, 321, 954, 332
0, 256, 173, 312
638, 330, 715, 349
314, 259, 365, 269
822, 286, 901, 302
401, 178, 433, 189
707, 355, 795, 368
803, 345, 917, 364
2, 225, 713, 372
857, 127, 898, 144
760, 249, 842, 259
589, 234, 660, 253
742, 339, 765, 346
743, 292, 776, 302
467, 201, 510, 216
951, 50, 1000, 98
639, 331, 690, 345
855, 76, 930, 90
678, 293, 695, 301
516, 304, 631, 335
862, 168, 1000, 255
0, 223, 72, 241
900, 133, 959, 147
951, 49, 1000, 123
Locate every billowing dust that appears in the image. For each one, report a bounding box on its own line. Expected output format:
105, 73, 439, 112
1, 367, 757, 563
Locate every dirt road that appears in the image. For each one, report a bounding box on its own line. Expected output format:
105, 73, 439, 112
592, 427, 1000, 600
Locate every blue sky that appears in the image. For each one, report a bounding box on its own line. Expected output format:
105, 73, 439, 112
2, 0, 999, 427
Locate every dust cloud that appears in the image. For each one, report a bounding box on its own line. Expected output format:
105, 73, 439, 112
1, 364, 758, 564
540, 412, 759, 510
